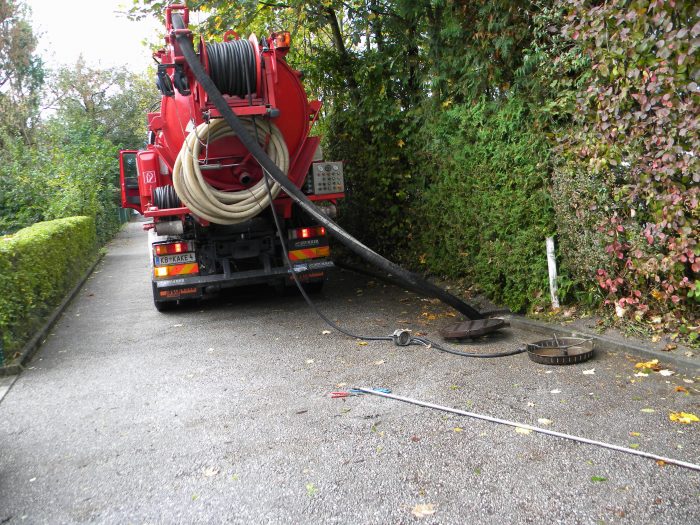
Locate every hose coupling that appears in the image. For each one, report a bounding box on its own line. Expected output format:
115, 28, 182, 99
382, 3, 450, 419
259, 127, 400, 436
392, 329, 412, 346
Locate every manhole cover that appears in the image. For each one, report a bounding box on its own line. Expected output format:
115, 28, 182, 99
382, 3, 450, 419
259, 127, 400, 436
526, 336, 594, 365
440, 318, 507, 340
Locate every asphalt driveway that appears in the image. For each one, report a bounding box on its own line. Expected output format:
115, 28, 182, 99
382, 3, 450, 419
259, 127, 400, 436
0, 221, 698, 524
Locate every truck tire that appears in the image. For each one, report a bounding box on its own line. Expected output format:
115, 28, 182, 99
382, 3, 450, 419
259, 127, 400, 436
154, 299, 176, 312
303, 281, 324, 294
282, 280, 323, 296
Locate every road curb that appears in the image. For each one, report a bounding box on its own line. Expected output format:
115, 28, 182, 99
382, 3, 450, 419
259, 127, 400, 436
508, 315, 699, 375
0, 253, 105, 377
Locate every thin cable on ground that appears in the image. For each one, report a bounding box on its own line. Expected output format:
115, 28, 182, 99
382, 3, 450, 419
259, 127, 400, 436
411, 337, 527, 358
356, 388, 700, 473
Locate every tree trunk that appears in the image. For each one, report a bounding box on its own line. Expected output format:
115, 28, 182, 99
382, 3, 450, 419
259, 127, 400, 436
323, 7, 359, 96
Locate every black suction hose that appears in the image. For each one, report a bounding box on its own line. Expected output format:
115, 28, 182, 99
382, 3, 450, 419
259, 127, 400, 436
171, 15, 484, 320
206, 40, 257, 98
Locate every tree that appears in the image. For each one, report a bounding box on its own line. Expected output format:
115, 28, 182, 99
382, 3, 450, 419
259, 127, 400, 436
0, 0, 44, 144
48, 59, 158, 149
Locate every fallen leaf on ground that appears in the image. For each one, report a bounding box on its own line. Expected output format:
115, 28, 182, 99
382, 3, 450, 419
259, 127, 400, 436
537, 418, 553, 426
515, 427, 532, 435
684, 352, 695, 358
634, 372, 649, 378
358, 341, 368, 346
590, 476, 607, 482
550, 389, 561, 394
305, 359, 314, 364
629, 432, 641, 437
635, 359, 661, 371
411, 503, 436, 518
172, 324, 183, 328
582, 369, 595, 375
374, 360, 385, 365
669, 412, 699, 424
203, 467, 219, 477
640, 408, 655, 413
306, 483, 318, 497
664, 343, 677, 351
683, 379, 694, 384
321, 330, 331, 335
659, 369, 674, 376
453, 427, 463, 432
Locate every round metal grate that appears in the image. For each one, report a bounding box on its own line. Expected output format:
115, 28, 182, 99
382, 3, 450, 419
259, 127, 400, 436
526, 336, 595, 365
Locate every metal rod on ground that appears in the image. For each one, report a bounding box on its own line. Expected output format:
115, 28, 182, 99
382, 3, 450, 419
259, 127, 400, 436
355, 388, 700, 473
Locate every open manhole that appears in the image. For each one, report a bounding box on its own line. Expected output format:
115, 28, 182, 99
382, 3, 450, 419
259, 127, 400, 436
440, 318, 508, 340
526, 336, 594, 365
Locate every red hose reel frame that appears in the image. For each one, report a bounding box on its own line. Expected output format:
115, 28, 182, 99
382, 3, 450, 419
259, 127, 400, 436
140, 4, 339, 223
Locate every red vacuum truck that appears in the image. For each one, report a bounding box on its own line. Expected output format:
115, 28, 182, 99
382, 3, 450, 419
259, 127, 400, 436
119, 5, 344, 311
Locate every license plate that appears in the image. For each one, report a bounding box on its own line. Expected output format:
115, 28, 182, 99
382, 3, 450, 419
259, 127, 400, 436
154, 252, 196, 265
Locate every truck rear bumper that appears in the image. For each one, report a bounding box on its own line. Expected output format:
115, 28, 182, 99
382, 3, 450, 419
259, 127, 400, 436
153, 260, 334, 299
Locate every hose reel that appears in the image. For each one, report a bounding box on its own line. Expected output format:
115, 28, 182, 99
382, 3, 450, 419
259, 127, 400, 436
205, 39, 257, 98
153, 185, 181, 210
172, 118, 289, 225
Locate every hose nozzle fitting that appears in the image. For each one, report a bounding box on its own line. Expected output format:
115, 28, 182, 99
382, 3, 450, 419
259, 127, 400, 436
392, 329, 412, 346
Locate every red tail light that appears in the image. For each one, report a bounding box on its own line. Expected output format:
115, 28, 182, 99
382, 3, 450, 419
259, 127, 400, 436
289, 226, 326, 240
154, 241, 191, 255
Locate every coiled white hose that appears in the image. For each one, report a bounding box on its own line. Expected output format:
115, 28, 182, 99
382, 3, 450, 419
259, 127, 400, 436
172, 118, 289, 225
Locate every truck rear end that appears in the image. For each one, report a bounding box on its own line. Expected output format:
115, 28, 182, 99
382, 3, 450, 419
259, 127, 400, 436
119, 5, 344, 310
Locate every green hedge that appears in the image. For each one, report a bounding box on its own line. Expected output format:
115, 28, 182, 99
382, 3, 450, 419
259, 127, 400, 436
414, 97, 556, 312
0, 216, 96, 363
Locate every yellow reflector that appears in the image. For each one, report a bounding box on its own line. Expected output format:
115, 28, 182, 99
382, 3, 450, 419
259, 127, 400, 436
154, 266, 169, 277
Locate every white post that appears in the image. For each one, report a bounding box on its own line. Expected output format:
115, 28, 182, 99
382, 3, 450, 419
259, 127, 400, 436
546, 236, 560, 309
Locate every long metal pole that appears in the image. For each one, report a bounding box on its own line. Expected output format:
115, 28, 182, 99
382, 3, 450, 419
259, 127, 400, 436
356, 388, 700, 473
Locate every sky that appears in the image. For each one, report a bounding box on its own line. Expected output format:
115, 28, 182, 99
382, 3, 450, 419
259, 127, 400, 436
25, 0, 162, 73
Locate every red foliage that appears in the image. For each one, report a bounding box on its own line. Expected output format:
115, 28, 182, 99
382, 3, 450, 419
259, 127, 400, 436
563, 0, 699, 331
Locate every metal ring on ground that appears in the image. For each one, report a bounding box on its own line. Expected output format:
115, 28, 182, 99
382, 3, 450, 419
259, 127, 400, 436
526, 337, 595, 365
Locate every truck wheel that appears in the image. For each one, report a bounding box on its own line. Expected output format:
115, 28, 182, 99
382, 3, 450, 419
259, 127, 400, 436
303, 281, 324, 294
154, 299, 176, 312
